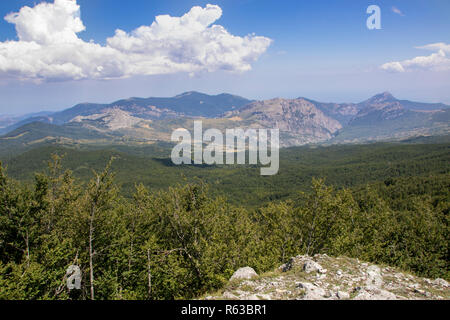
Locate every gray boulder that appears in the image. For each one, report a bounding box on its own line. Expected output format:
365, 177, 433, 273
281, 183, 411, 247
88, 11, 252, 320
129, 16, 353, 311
297, 282, 328, 300
432, 278, 449, 287
366, 265, 383, 287
353, 287, 398, 300
303, 260, 327, 274
336, 290, 350, 300
230, 267, 258, 281
280, 255, 326, 274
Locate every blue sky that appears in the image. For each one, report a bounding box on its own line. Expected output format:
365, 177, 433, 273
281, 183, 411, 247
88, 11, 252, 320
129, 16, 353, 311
0, 0, 449, 114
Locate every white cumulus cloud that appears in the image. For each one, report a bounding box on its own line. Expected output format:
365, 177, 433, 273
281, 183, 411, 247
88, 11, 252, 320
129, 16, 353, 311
381, 42, 450, 73
0, 0, 272, 82
416, 42, 450, 54
391, 7, 405, 16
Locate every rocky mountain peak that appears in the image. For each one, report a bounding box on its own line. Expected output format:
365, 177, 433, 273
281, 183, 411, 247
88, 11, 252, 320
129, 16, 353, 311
353, 92, 406, 123
369, 92, 396, 103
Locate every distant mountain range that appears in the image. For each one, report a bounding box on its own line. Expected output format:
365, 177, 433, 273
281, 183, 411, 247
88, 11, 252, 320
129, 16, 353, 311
0, 91, 449, 154
0, 91, 251, 133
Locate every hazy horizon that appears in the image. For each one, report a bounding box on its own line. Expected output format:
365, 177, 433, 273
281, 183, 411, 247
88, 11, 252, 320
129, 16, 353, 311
2, 89, 450, 117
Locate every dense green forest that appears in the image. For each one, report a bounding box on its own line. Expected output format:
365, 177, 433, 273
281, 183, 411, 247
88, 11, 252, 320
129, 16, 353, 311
0, 142, 449, 299
2, 141, 449, 207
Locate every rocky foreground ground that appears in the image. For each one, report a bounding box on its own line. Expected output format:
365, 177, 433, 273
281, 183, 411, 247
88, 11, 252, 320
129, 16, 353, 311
204, 255, 449, 300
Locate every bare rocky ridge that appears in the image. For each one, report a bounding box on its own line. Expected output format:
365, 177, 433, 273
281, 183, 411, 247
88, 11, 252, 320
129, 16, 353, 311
298, 98, 359, 125
225, 98, 343, 146
70, 108, 145, 130
204, 255, 449, 300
